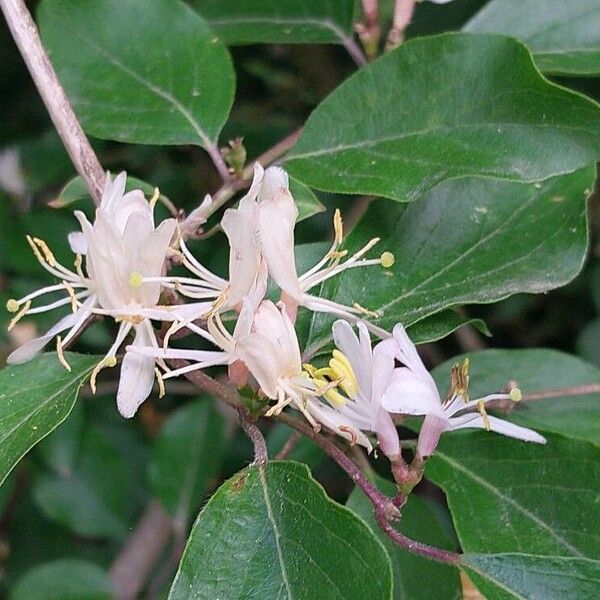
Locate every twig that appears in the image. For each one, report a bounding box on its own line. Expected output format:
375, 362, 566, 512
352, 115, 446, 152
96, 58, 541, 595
356, 0, 381, 60
238, 409, 268, 465
180, 128, 302, 237
109, 500, 173, 600
275, 430, 302, 460
0, 0, 104, 204
522, 383, 600, 401
206, 143, 232, 183
341, 35, 368, 67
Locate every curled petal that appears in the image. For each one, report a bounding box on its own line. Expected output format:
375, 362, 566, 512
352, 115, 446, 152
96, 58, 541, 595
381, 367, 442, 416
448, 413, 547, 444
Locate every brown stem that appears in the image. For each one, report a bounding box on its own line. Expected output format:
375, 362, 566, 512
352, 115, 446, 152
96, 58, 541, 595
356, 0, 381, 60
206, 143, 233, 183
522, 383, 600, 401
238, 409, 268, 465
0, 0, 104, 204
108, 500, 173, 600
275, 430, 302, 460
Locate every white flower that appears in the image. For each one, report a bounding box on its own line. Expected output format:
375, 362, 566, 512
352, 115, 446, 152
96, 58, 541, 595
379, 324, 546, 457
303, 320, 399, 455
5, 171, 192, 418
255, 166, 394, 324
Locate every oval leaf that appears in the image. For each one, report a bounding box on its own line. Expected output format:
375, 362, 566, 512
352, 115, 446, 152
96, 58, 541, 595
286, 33, 600, 201
305, 168, 592, 354
169, 461, 393, 599
0, 352, 97, 486
465, 0, 600, 76
195, 0, 355, 45
39, 0, 235, 147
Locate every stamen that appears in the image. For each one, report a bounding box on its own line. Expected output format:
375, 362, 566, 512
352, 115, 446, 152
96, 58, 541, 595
7, 300, 31, 331
56, 336, 71, 372
149, 187, 160, 210
339, 425, 358, 446
154, 367, 166, 398
62, 281, 79, 312
32, 237, 56, 266
90, 356, 118, 394
477, 399, 490, 431
74, 254, 86, 280
353, 303, 380, 318
329, 350, 359, 398
333, 209, 343, 246
447, 358, 470, 402
380, 251, 395, 268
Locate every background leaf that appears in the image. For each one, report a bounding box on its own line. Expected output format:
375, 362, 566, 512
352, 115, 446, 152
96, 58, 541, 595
347, 473, 461, 600
305, 168, 592, 354
0, 352, 97, 486
148, 398, 225, 520
431, 349, 600, 446
10, 559, 114, 600
465, 0, 600, 76
289, 176, 326, 222
169, 461, 393, 599
195, 0, 355, 45
39, 0, 235, 147
286, 33, 600, 201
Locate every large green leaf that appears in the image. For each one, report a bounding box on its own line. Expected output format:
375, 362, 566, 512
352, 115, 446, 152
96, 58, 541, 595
169, 461, 392, 599
0, 352, 97, 486
432, 349, 600, 447
461, 553, 600, 600
305, 168, 592, 354
39, 0, 235, 148
465, 0, 600, 76
195, 0, 355, 44
148, 399, 225, 520
11, 559, 114, 600
289, 176, 326, 222
347, 474, 461, 600
286, 33, 600, 202
425, 433, 600, 597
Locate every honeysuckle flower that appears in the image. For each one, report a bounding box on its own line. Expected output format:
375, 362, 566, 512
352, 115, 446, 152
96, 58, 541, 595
379, 324, 546, 457
5, 171, 197, 418
255, 166, 395, 324
303, 320, 401, 455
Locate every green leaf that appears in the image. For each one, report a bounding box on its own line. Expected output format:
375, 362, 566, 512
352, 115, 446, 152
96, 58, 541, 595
305, 168, 592, 354
0, 352, 97, 486
39, 0, 235, 148
11, 559, 114, 600
50, 174, 169, 210
286, 33, 600, 202
407, 311, 490, 345
266, 423, 325, 470
148, 399, 225, 520
347, 474, 461, 600
169, 461, 393, 599
431, 349, 600, 447
195, 0, 355, 45
461, 553, 600, 600
465, 0, 600, 76
425, 432, 600, 592
577, 318, 600, 369
289, 176, 326, 222
33, 426, 129, 540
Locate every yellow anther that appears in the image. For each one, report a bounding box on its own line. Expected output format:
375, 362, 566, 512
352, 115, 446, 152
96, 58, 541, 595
115, 314, 144, 325
329, 249, 348, 260
62, 280, 79, 312
155, 368, 166, 398
90, 356, 117, 394
380, 251, 395, 268
7, 300, 31, 331
26, 234, 47, 266
56, 336, 71, 372
509, 387, 522, 402
6, 299, 19, 313
447, 357, 470, 402
302, 363, 319, 378
74, 254, 86, 280
202, 288, 229, 319
129, 271, 144, 288
333, 208, 344, 246
33, 237, 56, 266
149, 187, 160, 210
324, 387, 347, 407
477, 399, 490, 431
329, 350, 359, 398
353, 303, 380, 318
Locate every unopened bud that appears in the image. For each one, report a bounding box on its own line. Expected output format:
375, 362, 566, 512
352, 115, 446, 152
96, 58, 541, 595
222, 137, 247, 178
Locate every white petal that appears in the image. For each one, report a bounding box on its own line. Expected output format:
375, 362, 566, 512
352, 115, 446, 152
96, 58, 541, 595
447, 414, 547, 444
68, 231, 88, 255
117, 326, 156, 418
381, 367, 442, 415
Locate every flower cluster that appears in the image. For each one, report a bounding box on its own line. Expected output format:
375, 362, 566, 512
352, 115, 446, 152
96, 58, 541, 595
6, 165, 545, 459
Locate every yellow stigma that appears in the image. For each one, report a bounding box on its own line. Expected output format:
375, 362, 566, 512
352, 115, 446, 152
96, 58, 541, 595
329, 350, 359, 398
129, 271, 144, 288
6, 299, 19, 313
380, 251, 395, 268
509, 387, 522, 402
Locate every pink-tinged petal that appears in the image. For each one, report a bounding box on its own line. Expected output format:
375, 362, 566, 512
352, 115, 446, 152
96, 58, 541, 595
68, 231, 88, 255
221, 206, 261, 307
117, 326, 155, 418
448, 413, 547, 444
235, 335, 283, 399
375, 409, 400, 458
417, 414, 449, 458
238, 162, 264, 214
233, 265, 268, 339
371, 346, 394, 407
381, 367, 442, 416
390, 323, 430, 376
